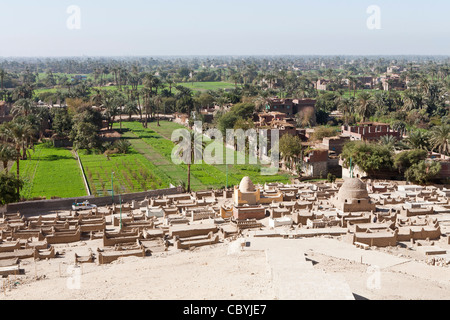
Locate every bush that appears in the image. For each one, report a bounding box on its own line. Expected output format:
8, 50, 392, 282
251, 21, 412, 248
327, 173, 337, 183
405, 161, 441, 185
341, 141, 394, 174
394, 149, 428, 173
0, 173, 24, 205
114, 140, 132, 154
312, 127, 340, 141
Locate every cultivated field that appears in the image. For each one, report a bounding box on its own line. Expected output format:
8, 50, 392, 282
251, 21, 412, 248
9, 120, 292, 200
79, 147, 171, 197
11, 144, 87, 200
119, 121, 292, 191
35, 81, 237, 96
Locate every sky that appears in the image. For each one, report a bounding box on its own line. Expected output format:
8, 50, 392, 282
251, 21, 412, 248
0, 0, 450, 57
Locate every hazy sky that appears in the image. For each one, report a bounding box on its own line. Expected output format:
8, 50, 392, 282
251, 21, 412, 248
1, 0, 449, 57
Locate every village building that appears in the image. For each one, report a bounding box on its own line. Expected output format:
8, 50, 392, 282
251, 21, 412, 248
316, 79, 331, 91
302, 149, 329, 179
174, 113, 190, 126
380, 74, 407, 91
341, 122, 402, 142
265, 98, 316, 120
318, 136, 351, 156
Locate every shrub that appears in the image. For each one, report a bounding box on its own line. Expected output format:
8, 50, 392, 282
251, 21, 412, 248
327, 173, 337, 183
0, 173, 24, 205
312, 127, 340, 141
341, 141, 394, 174
405, 161, 441, 185
114, 140, 132, 154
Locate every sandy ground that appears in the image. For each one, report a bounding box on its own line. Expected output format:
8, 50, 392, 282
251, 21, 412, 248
1, 205, 449, 301
306, 252, 450, 300
2, 236, 449, 300
1, 242, 275, 300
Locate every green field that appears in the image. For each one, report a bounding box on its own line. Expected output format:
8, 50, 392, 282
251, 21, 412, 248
9, 120, 292, 199
34, 81, 237, 96
79, 147, 172, 197
118, 121, 292, 191
175, 81, 236, 92
11, 144, 87, 200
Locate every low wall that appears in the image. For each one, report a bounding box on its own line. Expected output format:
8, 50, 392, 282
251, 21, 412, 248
98, 248, 146, 264
45, 229, 81, 245
169, 224, 218, 238
354, 231, 398, 247
6, 187, 184, 216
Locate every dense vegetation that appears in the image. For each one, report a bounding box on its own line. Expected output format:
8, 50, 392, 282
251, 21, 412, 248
341, 142, 443, 184
1, 56, 450, 202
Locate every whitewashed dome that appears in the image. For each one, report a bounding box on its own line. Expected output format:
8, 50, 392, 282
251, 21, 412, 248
337, 178, 369, 201
239, 176, 256, 193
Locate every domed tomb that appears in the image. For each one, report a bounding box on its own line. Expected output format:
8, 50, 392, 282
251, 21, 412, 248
233, 176, 284, 207
333, 178, 376, 213
239, 176, 256, 193
234, 176, 259, 206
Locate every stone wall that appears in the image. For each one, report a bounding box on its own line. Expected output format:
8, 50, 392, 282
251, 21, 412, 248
233, 206, 266, 220
6, 187, 184, 216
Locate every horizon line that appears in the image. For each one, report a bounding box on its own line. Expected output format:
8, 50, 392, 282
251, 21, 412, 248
1, 54, 450, 59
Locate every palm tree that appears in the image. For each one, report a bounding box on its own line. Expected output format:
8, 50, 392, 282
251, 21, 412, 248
152, 77, 162, 95
152, 95, 163, 126
90, 88, 104, 108
12, 98, 35, 118
0, 68, 6, 90
123, 101, 139, 121
143, 73, 155, 94
265, 74, 276, 89
141, 87, 152, 128
336, 96, 354, 126
0, 144, 18, 173
102, 92, 120, 130
347, 76, 356, 96
166, 78, 175, 95
173, 131, 206, 193
1, 122, 34, 195
231, 73, 241, 89
379, 135, 398, 150
114, 140, 131, 154
406, 130, 430, 151
113, 93, 126, 130
253, 92, 272, 112
357, 92, 374, 122
430, 125, 450, 155
403, 89, 425, 112
175, 86, 194, 123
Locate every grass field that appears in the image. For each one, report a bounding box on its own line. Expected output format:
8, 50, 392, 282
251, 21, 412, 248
34, 81, 237, 96
119, 121, 292, 191
11, 144, 87, 200
9, 119, 292, 199
79, 146, 172, 197
175, 81, 236, 92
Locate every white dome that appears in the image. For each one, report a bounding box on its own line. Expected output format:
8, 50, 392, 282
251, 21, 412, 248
239, 176, 256, 193
337, 178, 369, 201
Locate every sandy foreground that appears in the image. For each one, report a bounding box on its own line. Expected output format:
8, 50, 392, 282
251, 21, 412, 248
1, 243, 274, 300
1, 236, 449, 300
